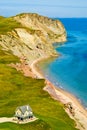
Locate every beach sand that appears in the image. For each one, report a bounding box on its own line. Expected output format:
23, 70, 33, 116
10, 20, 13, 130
30, 56, 87, 130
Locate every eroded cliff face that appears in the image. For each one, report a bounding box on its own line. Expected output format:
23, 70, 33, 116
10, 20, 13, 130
0, 13, 66, 64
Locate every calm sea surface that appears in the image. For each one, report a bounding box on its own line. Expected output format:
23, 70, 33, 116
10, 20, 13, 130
39, 18, 87, 108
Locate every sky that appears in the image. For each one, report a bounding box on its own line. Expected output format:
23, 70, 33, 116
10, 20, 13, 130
0, 0, 87, 18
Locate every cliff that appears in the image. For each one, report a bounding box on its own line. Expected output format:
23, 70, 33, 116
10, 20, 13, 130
0, 13, 66, 64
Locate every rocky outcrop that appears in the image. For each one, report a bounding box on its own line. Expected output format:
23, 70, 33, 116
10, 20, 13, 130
0, 13, 66, 64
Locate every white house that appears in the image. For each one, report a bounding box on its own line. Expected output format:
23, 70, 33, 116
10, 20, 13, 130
14, 105, 33, 121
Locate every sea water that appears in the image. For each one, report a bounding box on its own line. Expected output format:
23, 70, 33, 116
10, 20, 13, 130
39, 18, 87, 108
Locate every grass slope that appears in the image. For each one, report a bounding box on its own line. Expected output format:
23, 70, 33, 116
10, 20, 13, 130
0, 17, 22, 34
0, 16, 37, 35
0, 48, 78, 130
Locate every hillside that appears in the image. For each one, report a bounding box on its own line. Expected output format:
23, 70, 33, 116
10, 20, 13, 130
0, 13, 78, 130
0, 13, 66, 64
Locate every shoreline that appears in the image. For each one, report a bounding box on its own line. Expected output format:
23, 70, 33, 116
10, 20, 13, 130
30, 56, 87, 130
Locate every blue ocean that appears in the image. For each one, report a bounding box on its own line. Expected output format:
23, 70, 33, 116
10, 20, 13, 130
39, 18, 87, 108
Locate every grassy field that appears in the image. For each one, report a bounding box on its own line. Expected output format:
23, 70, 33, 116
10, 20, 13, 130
0, 48, 78, 130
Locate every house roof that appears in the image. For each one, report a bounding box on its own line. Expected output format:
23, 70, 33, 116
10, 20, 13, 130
16, 105, 32, 114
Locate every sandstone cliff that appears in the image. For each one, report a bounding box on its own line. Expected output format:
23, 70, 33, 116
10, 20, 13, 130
0, 13, 66, 64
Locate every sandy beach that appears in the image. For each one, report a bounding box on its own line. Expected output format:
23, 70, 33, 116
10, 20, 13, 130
30, 56, 87, 130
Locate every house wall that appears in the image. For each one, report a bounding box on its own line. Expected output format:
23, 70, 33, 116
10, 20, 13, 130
16, 109, 22, 116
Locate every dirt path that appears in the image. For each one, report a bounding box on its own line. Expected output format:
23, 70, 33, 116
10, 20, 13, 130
0, 117, 13, 123
0, 117, 38, 124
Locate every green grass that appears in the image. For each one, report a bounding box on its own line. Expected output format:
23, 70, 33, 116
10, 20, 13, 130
0, 48, 78, 130
0, 17, 22, 34
0, 120, 51, 130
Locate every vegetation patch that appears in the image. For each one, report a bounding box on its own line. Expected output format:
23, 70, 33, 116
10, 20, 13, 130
0, 17, 22, 34
0, 16, 37, 35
